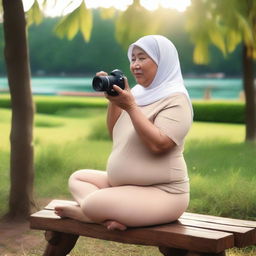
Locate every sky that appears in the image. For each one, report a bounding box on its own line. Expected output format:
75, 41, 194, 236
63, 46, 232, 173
23, 0, 191, 16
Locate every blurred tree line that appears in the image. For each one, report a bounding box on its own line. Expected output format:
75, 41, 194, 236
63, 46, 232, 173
0, 10, 242, 78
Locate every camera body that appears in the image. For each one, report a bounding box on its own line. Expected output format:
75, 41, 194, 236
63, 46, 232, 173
92, 69, 125, 96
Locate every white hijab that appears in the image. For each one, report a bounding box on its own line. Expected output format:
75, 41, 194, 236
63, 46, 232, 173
128, 35, 192, 110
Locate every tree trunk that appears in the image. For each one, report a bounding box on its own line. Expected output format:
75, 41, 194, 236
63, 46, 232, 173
242, 44, 256, 142
2, 0, 35, 220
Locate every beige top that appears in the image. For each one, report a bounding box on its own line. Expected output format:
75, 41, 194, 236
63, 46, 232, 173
106, 93, 193, 194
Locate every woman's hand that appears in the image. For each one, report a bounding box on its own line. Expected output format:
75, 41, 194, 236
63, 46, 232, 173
105, 78, 137, 111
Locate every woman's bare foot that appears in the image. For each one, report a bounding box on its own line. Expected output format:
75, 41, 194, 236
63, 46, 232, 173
104, 220, 127, 231
55, 206, 127, 230
54, 205, 94, 223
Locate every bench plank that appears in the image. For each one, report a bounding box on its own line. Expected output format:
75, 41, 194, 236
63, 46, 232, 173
181, 212, 256, 228
44, 200, 79, 210
40, 200, 255, 247
178, 218, 256, 247
30, 209, 234, 254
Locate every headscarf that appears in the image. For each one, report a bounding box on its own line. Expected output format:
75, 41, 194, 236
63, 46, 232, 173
128, 35, 192, 111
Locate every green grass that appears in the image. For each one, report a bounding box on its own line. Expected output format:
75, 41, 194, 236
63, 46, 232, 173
1, 103, 255, 256
184, 122, 256, 219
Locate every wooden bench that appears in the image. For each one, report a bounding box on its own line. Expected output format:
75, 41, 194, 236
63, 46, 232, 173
29, 199, 256, 256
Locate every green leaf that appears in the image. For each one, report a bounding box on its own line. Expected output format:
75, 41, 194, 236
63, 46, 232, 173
208, 25, 226, 55
54, 1, 92, 41
79, 2, 92, 41
26, 0, 43, 27
186, 0, 256, 62
55, 9, 79, 40
193, 40, 210, 64
226, 29, 241, 53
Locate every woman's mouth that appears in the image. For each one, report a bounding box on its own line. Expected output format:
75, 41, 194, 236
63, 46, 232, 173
134, 72, 142, 77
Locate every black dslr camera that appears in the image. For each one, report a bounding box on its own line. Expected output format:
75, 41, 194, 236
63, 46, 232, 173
92, 69, 125, 96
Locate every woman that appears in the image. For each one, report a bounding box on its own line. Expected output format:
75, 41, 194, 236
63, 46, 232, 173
55, 35, 193, 231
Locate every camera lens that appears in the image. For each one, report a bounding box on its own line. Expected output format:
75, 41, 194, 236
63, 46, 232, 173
92, 77, 107, 91
92, 69, 124, 96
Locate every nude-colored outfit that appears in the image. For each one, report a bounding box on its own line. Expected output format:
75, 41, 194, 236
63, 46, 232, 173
107, 93, 192, 194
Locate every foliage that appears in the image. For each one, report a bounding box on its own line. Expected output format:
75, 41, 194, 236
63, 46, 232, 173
24, 0, 256, 61
26, 0, 44, 26
26, 13, 131, 76
193, 100, 245, 123
114, 0, 164, 49
0, 14, 243, 76
9, 1, 243, 77
55, 1, 92, 41
185, 0, 256, 64
33, 96, 107, 114
0, 95, 246, 123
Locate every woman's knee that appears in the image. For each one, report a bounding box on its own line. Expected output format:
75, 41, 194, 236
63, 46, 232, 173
68, 169, 80, 184
68, 169, 90, 189
81, 192, 105, 221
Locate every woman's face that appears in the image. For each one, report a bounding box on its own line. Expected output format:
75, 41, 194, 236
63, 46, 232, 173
130, 46, 158, 88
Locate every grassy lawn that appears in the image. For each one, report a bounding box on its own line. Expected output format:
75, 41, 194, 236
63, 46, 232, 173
0, 98, 255, 255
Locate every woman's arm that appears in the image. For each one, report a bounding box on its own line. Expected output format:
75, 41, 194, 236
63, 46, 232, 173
106, 102, 122, 138
106, 80, 175, 154
126, 105, 175, 154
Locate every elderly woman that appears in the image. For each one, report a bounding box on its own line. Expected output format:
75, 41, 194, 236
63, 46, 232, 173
55, 35, 193, 231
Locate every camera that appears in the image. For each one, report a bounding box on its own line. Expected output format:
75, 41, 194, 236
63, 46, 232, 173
92, 69, 125, 96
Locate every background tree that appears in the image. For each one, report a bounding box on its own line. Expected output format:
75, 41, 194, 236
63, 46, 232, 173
185, 0, 256, 142
2, 0, 34, 220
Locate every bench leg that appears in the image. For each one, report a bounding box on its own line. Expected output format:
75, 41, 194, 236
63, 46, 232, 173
158, 247, 226, 256
159, 247, 188, 256
185, 252, 226, 256
43, 231, 79, 256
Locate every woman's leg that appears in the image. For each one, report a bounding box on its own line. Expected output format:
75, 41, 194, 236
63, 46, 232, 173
56, 170, 188, 229
55, 169, 111, 223
68, 169, 110, 205
83, 185, 189, 227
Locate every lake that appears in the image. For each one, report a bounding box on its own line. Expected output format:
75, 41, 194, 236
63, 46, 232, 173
0, 77, 243, 100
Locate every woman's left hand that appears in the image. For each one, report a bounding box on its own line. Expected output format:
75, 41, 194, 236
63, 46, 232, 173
105, 78, 136, 111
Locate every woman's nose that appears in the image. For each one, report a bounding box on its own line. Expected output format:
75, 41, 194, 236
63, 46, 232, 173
132, 60, 140, 69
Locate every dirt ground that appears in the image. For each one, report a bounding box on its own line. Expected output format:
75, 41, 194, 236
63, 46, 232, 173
0, 198, 51, 256
0, 220, 46, 256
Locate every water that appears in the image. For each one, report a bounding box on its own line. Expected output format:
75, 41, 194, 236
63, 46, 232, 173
0, 77, 243, 99
184, 78, 242, 99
